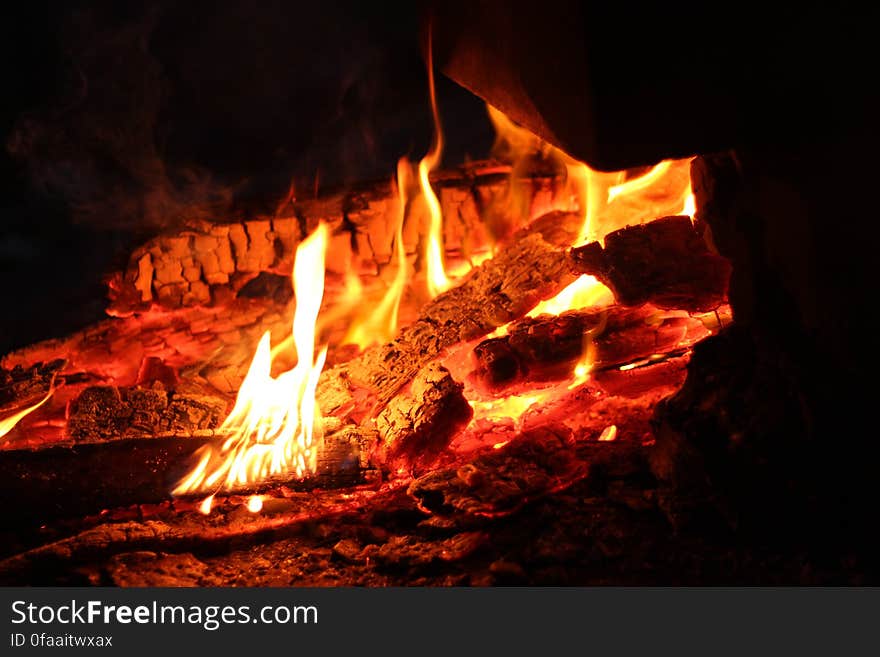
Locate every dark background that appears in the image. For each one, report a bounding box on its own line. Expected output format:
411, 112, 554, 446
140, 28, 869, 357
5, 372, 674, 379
0, 0, 493, 355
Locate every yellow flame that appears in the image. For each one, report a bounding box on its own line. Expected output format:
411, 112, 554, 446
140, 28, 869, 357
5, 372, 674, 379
246, 495, 263, 513
345, 158, 413, 349
527, 275, 613, 317
598, 425, 618, 442
419, 33, 451, 298
486, 107, 697, 391
469, 392, 549, 426
174, 224, 330, 497
680, 180, 696, 220
607, 161, 672, 202
198, 495, 214, 515
0, 389, 53, 440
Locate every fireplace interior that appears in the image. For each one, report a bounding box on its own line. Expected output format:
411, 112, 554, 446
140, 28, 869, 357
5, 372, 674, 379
1, 2, 877, 586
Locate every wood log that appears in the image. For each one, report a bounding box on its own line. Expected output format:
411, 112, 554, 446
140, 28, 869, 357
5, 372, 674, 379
0, 359, 65, 416
374, 363, 473, 471
106, 160, 570, 313
471, 304, 711, 390
571, 215, 731, 312
408, 421, 650, 520
317, 222, 581, 419
0, 425, 370, 528
66, 382, 228, 441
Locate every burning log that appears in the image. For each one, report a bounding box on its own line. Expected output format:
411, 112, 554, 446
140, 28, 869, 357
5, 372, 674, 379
107, 161, 565, 313
471, 305, 710, 390
318, 227, 579, 417
408, 426, 587, 517
0, 359, 64, 417
66, 383, 227, 441
374, 363, 473, 471
571, 215, 731, 312
0, 425, 372, 527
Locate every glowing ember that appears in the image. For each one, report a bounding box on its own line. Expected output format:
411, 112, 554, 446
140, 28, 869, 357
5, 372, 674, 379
492, 440, 510, 450
0, 389, 54, 440
419, 33, 451, 298
680, 181, 696, 219
469, 392, 550, 426
598, 425, 618, 442
198, 495, 214, 515
174, 224, 330, 497
527, 275, 613, 318
246, 495, 263, 513
567, 309, 609, 390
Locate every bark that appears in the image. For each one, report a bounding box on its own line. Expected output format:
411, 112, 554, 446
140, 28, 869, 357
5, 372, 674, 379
0, 425, 371, 527
66, 382, 227, 441
0, 359, 65, 416
374, 363, 473, 471
571, 215, 731, 312
107, 160, 568, 313
317, 226, 580, 419
471, 304, 712, 390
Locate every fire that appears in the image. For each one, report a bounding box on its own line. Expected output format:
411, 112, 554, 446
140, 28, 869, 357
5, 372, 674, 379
419, 32, 451, 298
246, 495, 263, 513
607, 161, 672, 202
469, 391, 550, 426
174, 224, 330, 497
527, 275, 613, 317
198, 495, 214, 515
0, 389, 53, 440
483, 107, 696, 388
344, 158, 412, 349
680, 180, 696, 219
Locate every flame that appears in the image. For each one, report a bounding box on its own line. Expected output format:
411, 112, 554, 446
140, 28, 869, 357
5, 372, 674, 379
469, 391, 550, 426
598, 425, 618, 442
419, 31, 451, 298
0, 389, 53, 440
607, 161, 672, 202
680, 180, 696, 220
174, 224, 330, 497
484, 107, 696, 390
198, 495, 214, 515
246, 495, 263, 513
345, 158, 412, 349
566, 161, 623, 245
527, 275, 613, 317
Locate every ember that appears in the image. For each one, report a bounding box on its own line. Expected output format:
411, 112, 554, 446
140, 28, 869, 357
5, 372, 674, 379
7, 1, 869, 588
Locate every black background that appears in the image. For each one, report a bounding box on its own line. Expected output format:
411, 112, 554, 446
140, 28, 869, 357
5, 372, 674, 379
0, 1, 492, 354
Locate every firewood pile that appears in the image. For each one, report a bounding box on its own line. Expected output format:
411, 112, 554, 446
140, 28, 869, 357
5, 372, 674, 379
0, 157, 745, 585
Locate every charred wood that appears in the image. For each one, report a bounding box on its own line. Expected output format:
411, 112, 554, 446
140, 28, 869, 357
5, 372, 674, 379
374, 363, 473, 471
0, 359, 65, 417
107, 161, 566, 313
472, 305, 709, 390
66, 383, 227, 441
318, 226, 580, 418
0, 426, 370, 527
571, 215, 730, 312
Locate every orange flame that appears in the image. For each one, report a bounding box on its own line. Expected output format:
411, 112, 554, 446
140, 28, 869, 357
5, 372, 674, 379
0, 389, 54, 440
345, 158, 413, 349
419, 32, 451, 298
484, 107, 695, 387
469, 391, 550, 427
174, 224, 330, 497
679, 179, 696, 220
246, 495, 264, 513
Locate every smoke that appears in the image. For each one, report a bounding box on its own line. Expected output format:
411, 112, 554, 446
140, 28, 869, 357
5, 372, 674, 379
6, 3, 231, 233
